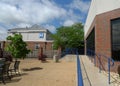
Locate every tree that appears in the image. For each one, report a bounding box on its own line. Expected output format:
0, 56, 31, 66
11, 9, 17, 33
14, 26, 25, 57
6, 34, 30, 60
52, 23, 84, 50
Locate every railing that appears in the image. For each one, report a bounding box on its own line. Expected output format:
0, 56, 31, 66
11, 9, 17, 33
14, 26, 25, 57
59, 48, 84, 86
87, 49, 114, 84
76, 50, 84, 86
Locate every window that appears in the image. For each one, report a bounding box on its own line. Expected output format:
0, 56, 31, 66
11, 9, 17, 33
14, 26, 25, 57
86, 28, 95, 55
0, 43, 1, 48
35, 43, 40, 49
12, 32, 16, 35
39, 32, 44, 38
111, 18, 120, 61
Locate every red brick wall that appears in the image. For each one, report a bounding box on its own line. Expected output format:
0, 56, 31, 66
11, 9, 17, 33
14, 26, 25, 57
26, 41, 53, 58
3, 41, 53, 58
85, 8, 120, 72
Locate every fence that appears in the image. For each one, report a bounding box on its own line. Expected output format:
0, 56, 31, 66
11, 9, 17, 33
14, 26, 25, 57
27, 50, 39, 58
27, 50, 55, 58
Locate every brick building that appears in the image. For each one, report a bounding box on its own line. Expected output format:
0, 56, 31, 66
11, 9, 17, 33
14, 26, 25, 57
84, 0, 120, 72
7, 24, 54, 58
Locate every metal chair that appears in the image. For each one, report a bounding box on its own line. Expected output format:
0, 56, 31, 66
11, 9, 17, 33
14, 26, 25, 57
9, 61, 20, 75
0, 62, 11, 84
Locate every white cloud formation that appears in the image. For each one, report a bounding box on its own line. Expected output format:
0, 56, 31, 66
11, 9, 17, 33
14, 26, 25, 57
0, 0, 67, 40
63, 20, 74, 26
0, 0, 90, 40
43, 24, 56, 33
62, 9, 83, 26
69, 0, 90, 13
0, 26, 7, 41
15, 23, 31, 28
0, 0, 66, 25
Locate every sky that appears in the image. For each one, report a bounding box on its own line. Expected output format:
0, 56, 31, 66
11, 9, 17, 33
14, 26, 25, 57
0, 0, 91, 40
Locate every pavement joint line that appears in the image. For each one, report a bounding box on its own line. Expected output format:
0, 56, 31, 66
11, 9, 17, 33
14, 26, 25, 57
80, 55, 92, 86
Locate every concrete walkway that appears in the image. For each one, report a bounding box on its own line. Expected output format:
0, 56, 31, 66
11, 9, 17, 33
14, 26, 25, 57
80, 55, 114, 86
60, 54, 115, 86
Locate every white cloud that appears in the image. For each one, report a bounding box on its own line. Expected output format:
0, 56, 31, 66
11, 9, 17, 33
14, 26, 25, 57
62, 9, 83, 26
69, 0, 90, 13
0, 0, 90, 40
63, 20, 74, 26
0, 26, 7, 41
0, 0, 67, 39
0, 0, 66, 25
43, 24, 56, 33
15, 23, 31, 28
67, 9, 83, 21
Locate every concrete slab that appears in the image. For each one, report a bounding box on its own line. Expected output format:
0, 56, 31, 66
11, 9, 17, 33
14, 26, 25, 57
80, 55, 114, 86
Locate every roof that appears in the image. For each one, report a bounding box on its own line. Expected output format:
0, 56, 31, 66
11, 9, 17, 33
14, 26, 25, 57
8, 24, 47, 31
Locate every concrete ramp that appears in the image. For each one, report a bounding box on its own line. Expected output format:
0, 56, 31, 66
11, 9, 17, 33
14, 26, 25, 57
60, 54, 76, 62
80, 55, 113, 86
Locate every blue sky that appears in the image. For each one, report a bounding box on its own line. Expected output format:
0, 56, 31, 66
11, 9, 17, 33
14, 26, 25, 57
0, 0, 91, 40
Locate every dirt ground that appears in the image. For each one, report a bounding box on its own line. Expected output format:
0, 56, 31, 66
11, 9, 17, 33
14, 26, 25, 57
0, 58, 76, 86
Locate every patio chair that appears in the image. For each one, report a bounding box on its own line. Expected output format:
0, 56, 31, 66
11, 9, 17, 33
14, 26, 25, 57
0, 62, 11, 84
9, 61, 21, 75
0, 68, 5, 84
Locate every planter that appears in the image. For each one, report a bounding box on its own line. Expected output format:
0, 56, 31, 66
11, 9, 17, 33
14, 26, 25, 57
53, 55, 59, 62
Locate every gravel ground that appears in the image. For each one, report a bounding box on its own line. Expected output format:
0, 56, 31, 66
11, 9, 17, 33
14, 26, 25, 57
0, 58, 76, 86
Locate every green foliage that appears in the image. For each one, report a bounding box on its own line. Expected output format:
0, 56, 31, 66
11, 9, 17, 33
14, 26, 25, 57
51, 23, 84, 50
6, 34, 30, 59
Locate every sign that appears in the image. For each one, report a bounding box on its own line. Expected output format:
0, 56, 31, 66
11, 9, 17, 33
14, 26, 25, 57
39, 32, 44, 38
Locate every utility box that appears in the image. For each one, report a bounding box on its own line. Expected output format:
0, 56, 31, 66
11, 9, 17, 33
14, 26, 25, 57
53, 55, 59, 62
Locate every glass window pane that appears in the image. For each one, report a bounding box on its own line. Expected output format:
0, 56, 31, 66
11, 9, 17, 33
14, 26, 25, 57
86, 28, 95, 55
111, 18, 120, 61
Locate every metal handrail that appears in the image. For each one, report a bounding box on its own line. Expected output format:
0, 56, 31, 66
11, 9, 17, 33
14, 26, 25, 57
108, 58, 114, 84
87, 49, 114, 84
76, 50, 84, 86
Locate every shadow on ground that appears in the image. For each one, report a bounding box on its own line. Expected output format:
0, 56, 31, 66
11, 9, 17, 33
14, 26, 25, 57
0, 72, 28, 84
7, 78, 22, 83
0, 77, 22, 84
22, 67, 43, 71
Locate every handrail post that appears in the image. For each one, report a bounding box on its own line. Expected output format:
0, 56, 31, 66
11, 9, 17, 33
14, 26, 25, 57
87, 49, 115, 85
108, 58, 110, 84
98, 55, 101, 73
94, 52, 96, 66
